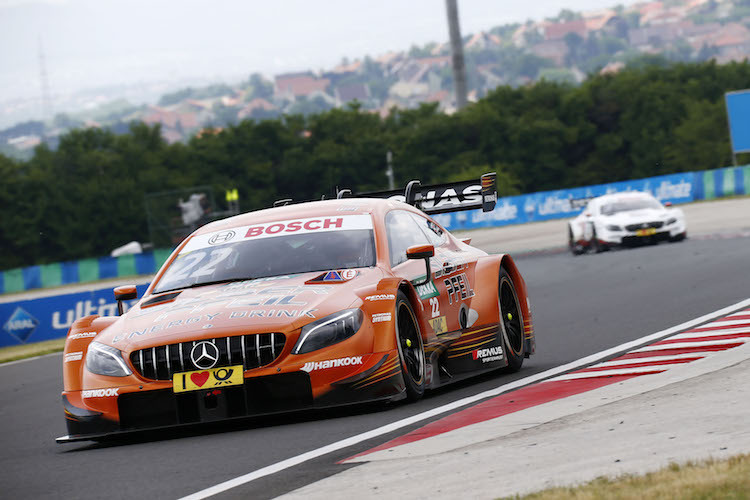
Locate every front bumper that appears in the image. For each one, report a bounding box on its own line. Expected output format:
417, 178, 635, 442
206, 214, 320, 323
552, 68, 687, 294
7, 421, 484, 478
58, 353, 404, 443
599, 223, 686, 246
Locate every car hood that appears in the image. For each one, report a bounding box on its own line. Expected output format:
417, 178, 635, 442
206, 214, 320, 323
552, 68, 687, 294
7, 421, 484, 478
604, 208, 668, 225
99, 268, 384, 350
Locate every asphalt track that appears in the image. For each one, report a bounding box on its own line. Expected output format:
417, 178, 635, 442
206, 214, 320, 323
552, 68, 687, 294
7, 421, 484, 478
1, 215, 750, 498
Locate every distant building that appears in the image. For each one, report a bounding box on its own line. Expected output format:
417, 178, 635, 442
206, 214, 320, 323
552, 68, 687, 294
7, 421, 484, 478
274, 72, 331, 99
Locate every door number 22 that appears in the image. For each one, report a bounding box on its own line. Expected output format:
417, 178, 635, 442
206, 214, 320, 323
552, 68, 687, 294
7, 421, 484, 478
429, 297, 440, 318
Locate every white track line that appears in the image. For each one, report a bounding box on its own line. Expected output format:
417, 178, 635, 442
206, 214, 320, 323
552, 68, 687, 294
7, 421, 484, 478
178, 297, 750, 500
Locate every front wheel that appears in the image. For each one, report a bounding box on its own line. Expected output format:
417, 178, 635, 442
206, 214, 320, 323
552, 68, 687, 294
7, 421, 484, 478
568, 227, 584, 255
395, 291, 425, 401
499, 269, 525, 373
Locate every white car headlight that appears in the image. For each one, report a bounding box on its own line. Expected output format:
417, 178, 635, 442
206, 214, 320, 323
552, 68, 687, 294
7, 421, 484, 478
666, 218, 677, 225
85, 341, 132, 377
606, 224, 622, 231
293, 309, 363, 354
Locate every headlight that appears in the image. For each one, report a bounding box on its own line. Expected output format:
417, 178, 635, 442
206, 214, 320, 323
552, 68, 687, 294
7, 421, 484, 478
666, 218, 677, 225
293, 309, 364, 354
606, 225, 622, 231
85, 341, 132, 377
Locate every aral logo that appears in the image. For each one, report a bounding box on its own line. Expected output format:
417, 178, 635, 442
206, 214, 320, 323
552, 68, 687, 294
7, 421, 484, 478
2, 307, 39, 343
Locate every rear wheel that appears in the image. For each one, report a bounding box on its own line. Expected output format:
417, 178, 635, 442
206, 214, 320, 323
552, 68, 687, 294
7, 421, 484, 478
499, 269, 525, 373
395, 291, 425, 401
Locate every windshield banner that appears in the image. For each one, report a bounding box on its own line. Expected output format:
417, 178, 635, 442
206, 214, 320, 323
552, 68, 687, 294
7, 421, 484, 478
182, 215, 373, 252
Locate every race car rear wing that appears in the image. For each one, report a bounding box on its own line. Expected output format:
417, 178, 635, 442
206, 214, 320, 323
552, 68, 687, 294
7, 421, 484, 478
272, 172, 497, 215
354, 172, 497, 215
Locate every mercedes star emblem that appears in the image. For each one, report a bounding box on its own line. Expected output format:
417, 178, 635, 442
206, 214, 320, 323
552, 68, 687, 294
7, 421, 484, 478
190, 341, 220, 369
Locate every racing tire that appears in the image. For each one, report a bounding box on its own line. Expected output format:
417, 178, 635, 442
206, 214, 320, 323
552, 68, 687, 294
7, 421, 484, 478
498, 268, 525, 373
568, 227, 584, 256
395, 291, 426, 401
669, 231, 687, 242
590, 228, 607, 253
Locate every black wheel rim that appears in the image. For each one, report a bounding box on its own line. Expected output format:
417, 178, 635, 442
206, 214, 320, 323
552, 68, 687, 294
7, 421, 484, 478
500, 278, 524, 355
397, 302, 424, 385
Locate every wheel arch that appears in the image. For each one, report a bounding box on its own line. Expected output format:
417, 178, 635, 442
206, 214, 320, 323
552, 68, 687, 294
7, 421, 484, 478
476, 254, 535, 357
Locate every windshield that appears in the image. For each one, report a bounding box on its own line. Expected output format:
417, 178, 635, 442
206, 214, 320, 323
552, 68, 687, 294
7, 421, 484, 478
154, 215, 376, 293
600, 197, 662, 215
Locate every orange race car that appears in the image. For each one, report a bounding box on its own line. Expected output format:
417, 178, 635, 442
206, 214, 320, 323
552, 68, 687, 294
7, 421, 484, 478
57, 174, 535, 443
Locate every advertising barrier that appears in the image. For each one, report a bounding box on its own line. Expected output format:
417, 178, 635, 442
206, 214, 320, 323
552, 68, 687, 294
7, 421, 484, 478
0, 283, 149, 348
436, 168, 748, 231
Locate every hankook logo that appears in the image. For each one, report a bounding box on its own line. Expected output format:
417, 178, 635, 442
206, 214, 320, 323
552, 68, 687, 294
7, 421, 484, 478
190, 341, 219, 369
209, 230, 236, 245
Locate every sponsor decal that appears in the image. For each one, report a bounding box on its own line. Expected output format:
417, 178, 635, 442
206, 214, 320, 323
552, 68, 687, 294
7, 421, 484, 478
208, 230, 236, 245
372, 312, 392, 323
2, 307, 40, 343
365, 294, 395, 302
473, 345, 503, 363
653, 179, 692, 200
301, 356, 363, 372
414, 278, 439, 299
68, 331, 97, 341
173, 365, 244, 393
82, 388, 120, 398
429, 316, 448, 335
64, 351, 83, 363
181, 215, 373, 253
190, 341, 220, 369
52, 298, 123, 330
306, 269, 358, 283
420, 185, 482, 210
444, 273, 475, 305
470, 201, 518, 223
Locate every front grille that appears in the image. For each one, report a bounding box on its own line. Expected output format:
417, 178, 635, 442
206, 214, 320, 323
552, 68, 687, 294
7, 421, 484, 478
130, 333, 286, 381
625, 221, 664, 231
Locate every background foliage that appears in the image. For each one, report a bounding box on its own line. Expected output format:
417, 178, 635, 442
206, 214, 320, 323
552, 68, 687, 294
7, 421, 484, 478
2, 60, 749, 269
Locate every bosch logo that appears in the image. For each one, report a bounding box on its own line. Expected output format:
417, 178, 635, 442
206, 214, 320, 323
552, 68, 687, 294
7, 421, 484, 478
209, 230, 236, 245
190, 341, 220, 369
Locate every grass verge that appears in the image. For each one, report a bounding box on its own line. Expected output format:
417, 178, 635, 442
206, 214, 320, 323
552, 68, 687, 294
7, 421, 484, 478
505, 454, 750, 499
0, 338, 66, 364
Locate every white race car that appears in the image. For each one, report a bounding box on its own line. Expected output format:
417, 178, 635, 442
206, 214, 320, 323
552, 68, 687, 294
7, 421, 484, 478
568, 191, 687, 255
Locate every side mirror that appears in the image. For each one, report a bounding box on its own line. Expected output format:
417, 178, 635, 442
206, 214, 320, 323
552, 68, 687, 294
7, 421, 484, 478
407, 244, 434, 286
114, 285, 137, 316
664, 201, 672, 207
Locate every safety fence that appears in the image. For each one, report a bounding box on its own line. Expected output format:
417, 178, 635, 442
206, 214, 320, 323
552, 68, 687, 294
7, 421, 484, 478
0, 249, 172, 295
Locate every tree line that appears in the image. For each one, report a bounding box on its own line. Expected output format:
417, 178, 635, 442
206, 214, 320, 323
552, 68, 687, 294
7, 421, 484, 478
2, 60, 749, 270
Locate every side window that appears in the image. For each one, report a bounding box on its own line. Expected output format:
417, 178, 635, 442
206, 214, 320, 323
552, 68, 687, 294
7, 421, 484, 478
386, 210, 431, 267
410, 213, 447, 248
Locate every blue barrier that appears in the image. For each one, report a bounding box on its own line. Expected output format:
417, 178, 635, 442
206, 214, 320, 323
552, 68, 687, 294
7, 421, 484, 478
436, 171, 700, 231
0, 283, 149, 347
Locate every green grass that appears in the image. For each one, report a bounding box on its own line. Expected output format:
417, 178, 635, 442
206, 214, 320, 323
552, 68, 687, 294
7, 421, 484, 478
504, 455, 750, 499
0, 338, 66, 363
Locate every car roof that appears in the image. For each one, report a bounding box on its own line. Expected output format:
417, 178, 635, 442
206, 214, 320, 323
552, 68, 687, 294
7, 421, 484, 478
194, 197, 420, 236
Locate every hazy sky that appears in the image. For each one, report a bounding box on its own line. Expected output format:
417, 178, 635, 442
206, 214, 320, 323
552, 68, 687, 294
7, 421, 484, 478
1, 0, 627, 103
